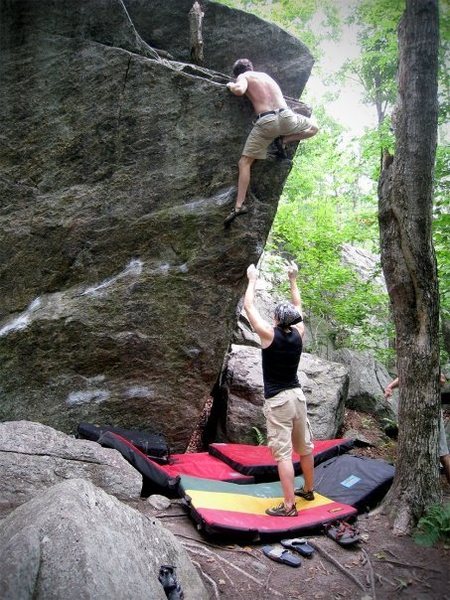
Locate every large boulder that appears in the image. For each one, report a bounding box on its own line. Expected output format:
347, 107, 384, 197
0, 421, 141, 517
0, 0, 313, 450
221, 345, 349, 442
123, 0, 314, 97
0, 478, 208, 600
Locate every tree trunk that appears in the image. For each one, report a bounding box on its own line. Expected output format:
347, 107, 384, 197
378, 0, 441, 534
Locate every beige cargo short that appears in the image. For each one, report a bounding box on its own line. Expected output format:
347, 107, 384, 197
242, 108, 312, 160
263, 387, 314, 462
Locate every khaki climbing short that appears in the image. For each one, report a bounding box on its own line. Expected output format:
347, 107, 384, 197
263, 387, 314, 462
242, 108, 312, 160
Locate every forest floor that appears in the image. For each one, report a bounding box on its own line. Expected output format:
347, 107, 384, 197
130, 409, 450, 600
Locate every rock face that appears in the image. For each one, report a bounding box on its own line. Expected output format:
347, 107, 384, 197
332, 348, 397, 419
0, 421, 142, 517
221, 345, 349, 442
0, 478, 208, 600
341, 243, 386, 291
123, 0, 314, 97
0, 0, 313, 450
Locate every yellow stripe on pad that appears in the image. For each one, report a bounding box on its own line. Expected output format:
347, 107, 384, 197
185, 489, 333, 515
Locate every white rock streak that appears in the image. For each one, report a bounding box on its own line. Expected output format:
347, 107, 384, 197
0, 298, 42, 337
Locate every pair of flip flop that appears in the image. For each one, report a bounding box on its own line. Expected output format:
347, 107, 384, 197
262, 538, 315, 567
324, 520, 360, 547
281, 537, 315, 558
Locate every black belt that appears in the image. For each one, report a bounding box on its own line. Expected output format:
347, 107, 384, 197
255, 108, 286, 121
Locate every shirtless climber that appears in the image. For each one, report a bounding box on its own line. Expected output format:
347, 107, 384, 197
224, 58, 318, 226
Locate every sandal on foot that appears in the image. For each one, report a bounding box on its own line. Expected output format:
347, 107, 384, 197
265, 502, 298, 517
262, 545, 301, 567
280, 537, 315, 558
324, 520, 360, 547
294, 487, 315, 501
224, 206, 248, 227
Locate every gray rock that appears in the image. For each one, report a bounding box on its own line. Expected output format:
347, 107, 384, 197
222, 345, 349, 442
299, 353, 349, 439
0, 478, 208, 600
124, 0, 314, 97
341, 243, 386, 291
341, 428, 374, 446
0, 0, 313, 450
148, 494, 172, 510
0, 421, 141, 517
332, 348, 397, 419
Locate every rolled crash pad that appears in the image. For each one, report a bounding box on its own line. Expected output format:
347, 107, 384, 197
98, 432, 178, 497
77, 422, 170, 462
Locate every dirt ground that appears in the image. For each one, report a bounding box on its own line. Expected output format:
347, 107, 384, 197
130, 409, 450, 600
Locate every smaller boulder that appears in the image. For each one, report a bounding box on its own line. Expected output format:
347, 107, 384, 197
0, 478, 208, 600
148, 494, 172, 511
222, 345, 349, 442
0, 421, 142, 517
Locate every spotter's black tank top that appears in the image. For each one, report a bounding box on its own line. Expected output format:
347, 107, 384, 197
262, 326, 302, 399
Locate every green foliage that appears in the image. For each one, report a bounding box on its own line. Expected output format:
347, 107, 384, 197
251, 426, 267, 446
215, 0, 341, 58
269, 106, 391, 359
433, 144, 450, 326
272, 196, 391, 358
414, 503, 450, 547
342, 0, 403, 122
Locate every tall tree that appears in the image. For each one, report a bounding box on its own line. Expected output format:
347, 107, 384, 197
345, 0, 403, 125
378, 0, 441, 533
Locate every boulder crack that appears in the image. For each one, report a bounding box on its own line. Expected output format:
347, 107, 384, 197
0, 449, 104, 465
118, 53, 132, 125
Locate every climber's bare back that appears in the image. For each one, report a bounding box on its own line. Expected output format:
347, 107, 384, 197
239, 71, 288, 114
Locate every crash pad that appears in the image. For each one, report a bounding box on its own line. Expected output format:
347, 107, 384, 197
77, 422, 170, 462
314, 454, 395, 512
163, 452, 254, 484
208, 438, 355, 479
97, 432, 253, 497
179, 474, 357, 541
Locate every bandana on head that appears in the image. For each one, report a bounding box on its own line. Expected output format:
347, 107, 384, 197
274, 302, 303, 328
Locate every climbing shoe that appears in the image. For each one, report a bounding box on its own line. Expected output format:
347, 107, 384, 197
294, 487, 315, 501
265, 502, 298, 517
